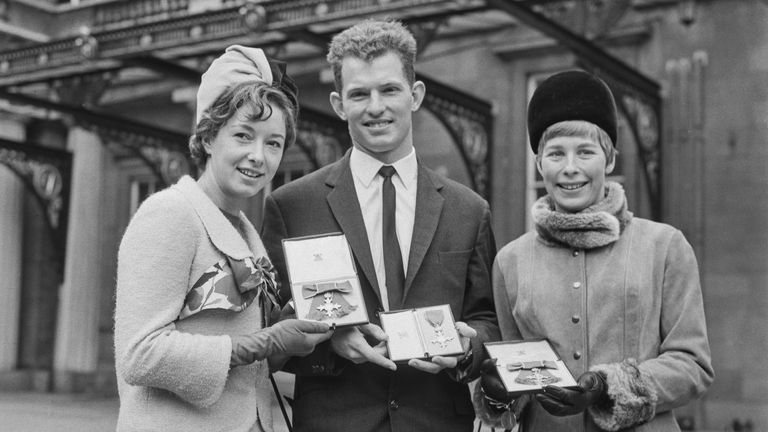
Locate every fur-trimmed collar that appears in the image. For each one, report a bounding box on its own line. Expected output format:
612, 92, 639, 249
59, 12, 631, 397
532, 181, 633, 250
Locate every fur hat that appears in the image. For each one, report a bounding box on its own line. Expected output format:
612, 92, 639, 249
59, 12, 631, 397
527, 70, 617, 154
196, 45, 298, 123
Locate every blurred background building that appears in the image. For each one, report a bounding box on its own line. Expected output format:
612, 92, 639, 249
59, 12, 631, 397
0, 1, 765, 430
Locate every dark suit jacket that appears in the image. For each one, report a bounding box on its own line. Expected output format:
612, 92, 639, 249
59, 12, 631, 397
262, 151, 499, 432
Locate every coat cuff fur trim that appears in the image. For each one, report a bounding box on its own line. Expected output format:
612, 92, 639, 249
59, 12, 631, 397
589, 359, 658, 431
471, 382, 527, 430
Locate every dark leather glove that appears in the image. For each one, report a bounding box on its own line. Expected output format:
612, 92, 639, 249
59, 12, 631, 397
536, 371, 608, 416
230, 319, 331, 366
480, 358, 514, 405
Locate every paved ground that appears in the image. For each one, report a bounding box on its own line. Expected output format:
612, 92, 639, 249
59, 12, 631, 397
0, 372, 295, 432
1, 372, 496, 432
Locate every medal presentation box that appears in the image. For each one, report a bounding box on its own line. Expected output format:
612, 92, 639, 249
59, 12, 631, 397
484, 339, 578, 397
380, 304, 464, 362
282, 233, 368, 328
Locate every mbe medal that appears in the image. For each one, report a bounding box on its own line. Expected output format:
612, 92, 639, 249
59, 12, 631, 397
424, 309, 455, 349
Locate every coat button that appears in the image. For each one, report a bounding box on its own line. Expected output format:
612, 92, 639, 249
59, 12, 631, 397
572, 250, 579, 257
572, 281, 581, 289
573, 351, 582, 360
389, 400, 399, 410
571, 315, 580, 323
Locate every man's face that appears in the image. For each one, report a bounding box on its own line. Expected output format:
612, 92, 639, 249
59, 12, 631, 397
330, 51, 424, 164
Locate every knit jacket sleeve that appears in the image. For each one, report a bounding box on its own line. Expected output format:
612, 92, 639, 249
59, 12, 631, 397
114, 191, 232, 408
588, 229, 714, 431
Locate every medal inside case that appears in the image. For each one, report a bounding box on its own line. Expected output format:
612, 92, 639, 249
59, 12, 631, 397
379, 304, 464, 362
282, 233, 369, 328
484, 339, 578, 397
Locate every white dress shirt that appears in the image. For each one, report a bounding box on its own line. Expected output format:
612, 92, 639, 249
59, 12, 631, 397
350, 147, 418, 311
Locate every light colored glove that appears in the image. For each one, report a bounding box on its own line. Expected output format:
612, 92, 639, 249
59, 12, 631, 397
230, 319, 331, 366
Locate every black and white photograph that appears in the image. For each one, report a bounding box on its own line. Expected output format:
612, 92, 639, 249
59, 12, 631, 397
0, 1, 764, 432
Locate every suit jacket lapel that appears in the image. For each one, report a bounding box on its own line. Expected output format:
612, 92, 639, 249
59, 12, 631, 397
403, 164, 444, 302
326, 154, 383, 306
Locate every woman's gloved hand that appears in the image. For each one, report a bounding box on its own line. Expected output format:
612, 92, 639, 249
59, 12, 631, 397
480, 358, 514, 408
536, 371, 609, 416
230, 319, 332, 366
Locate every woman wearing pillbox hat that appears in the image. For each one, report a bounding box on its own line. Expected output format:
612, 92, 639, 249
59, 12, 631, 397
474, 70, 713, 431
114, 45, 331, 431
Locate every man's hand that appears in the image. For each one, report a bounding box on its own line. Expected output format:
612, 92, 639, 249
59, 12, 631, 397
408, 321, 476, 374
535, 371, 608, 416
331, 323, 396, 371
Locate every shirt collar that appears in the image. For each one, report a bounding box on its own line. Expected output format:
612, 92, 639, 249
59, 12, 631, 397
350, 147, 418, 190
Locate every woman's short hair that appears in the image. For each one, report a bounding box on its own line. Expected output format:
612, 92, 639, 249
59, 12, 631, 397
189, 81, 297, 170
536, 120, 617, 165
326, 19, 416, 92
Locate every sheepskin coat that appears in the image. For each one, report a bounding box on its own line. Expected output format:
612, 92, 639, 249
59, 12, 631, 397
114, 175, 273, 432
475, 182, 713, 432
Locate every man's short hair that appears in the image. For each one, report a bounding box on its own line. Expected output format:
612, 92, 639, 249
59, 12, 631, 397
326, 19, 417, 92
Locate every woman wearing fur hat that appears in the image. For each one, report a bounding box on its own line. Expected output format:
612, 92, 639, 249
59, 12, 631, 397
474, 70, 713, 431
114, 46, 331, 431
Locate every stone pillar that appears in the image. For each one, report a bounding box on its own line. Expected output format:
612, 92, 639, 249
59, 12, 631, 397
0, 119, 26, 371
53, 127, 104, 389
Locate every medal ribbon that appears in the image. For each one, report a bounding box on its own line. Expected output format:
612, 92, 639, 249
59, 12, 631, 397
424, 309, 445, 328
301, 281, 353, 299
506, 360, 558, 371
302, 280, 357, 321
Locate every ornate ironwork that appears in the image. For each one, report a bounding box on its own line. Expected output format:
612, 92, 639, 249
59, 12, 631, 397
527, 0, 631, 39
88, 121, 193, 187
294, 108, 350, 170
0, 137, 72, 265
0, 0, 484, 84
419, 75, 493, 199
593, 70, 661, 219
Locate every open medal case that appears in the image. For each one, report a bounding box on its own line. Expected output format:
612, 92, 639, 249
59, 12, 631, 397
379, 304, 464, 362
282, 233, 368, 328
483, 339, 578, 397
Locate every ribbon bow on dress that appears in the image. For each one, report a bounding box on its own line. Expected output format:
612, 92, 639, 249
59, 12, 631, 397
180, 255, 280, 320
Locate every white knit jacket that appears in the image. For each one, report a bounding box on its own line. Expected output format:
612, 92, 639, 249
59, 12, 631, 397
114, 176, 273, 432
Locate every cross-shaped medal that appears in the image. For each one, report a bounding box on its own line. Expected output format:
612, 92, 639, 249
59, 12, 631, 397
430, 329, 454, 349
316, 292, 341, 317
529, 368, 546, 386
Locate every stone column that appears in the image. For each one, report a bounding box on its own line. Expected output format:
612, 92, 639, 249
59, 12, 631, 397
0, 119, 26, 371
53, 127, 104, 388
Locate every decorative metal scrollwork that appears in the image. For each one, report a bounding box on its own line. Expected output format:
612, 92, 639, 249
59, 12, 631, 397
86, 122, 192, 187
443, 112, 489, 197
0, 140, 72, 254
295, 112, 349, 170
420, 76, 493, 200
531, 0, 631, 38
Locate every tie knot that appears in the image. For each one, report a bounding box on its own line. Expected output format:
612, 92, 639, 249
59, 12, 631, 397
379, 165, 396, 179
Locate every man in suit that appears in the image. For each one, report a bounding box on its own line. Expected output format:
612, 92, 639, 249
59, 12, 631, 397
262, 19, 499, 432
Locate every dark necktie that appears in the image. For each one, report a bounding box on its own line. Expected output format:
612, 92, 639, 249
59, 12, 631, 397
379, 165, 404, 310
